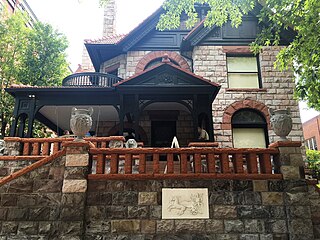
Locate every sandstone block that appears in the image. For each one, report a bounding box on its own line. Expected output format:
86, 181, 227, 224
281, 166, 301, 180
85, 220, 111, 234
261, 192, 284, 205
141, 220, 156, 233
62, 180, 87, 193
175, 220, 206, 232
205, 219, 224, 233
66, 153, 89, 167
253, 180, 268, 192
213, 205, 237, 219
111, 220, 140, 233
138, 192, 158, 205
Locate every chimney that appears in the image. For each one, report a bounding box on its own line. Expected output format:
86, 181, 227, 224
102, 0, 117, 37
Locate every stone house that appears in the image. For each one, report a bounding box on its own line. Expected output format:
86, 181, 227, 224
1, 2, 320, 239
6, 1, 303, 149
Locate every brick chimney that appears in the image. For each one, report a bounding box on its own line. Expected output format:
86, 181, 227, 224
102, 0, 117, 37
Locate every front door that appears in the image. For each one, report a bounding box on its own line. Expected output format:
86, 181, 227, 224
151, 121, 176, 147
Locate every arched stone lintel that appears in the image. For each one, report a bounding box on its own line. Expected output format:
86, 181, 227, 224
222, 100, 270, 130
135, 51, 191, 74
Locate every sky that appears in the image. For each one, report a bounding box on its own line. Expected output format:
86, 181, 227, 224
26, 0, 320, 123
27, 0, 165, 71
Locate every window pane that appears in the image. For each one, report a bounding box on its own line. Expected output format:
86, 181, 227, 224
233, 128, 266, 148
227, 57, 258, 72
228, 73, 259, 88
232, 109, 266, 125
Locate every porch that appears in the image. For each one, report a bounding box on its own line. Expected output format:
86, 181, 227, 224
0, 136, 283, 186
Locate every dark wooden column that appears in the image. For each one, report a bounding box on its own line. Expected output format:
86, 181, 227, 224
133, 94, 140, 139
192, 94, 199, 139
207, 104, 214, 141
119, 94, 124, 136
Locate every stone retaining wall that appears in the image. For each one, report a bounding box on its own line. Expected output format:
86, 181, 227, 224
85, 178, 318, 240
0, 143, 319, 239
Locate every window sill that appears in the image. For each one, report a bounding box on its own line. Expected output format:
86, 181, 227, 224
226, 88, 267, 92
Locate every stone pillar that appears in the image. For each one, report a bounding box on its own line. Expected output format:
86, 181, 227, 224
60, 141, 90, 238
4, 137, 21, 156
269, 141, 304, 179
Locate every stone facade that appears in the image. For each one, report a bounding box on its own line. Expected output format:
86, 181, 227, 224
192, 45, 303, 147
97, 46, 303, 148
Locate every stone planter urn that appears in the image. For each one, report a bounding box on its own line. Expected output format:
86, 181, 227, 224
70, 107, 93, 141
270, 108, 292, 141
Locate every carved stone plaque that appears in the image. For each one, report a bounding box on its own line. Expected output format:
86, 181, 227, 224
162, 188, 209, 219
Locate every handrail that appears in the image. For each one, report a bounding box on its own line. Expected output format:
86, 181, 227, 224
0, 149, 66, 187
62, 72, 123, 87
4, 136, 125, 156
88, 147, 281, 180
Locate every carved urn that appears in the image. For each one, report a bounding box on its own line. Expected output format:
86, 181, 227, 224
70, 107, 93, 141
270, 108, 292, 141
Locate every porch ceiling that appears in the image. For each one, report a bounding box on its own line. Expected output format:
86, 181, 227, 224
38, 102, 190, 133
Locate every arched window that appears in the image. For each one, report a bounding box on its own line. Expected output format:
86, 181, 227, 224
144, 57, 179, 70
232, 109, 268, 148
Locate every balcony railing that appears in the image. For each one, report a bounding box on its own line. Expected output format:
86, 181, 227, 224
62, 72, 123, 87
1, 137, 282, 181
88, 147, 281, 180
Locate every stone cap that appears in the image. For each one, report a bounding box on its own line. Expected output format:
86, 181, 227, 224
269, 141, 301, 148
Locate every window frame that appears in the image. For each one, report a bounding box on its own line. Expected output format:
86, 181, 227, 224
226, 54, 262, 89
231, 109, 269, 148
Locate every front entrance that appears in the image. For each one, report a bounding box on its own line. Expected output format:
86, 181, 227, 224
151, 121, 176, 147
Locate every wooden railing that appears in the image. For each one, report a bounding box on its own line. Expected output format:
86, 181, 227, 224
62, 72, 122, 87
4, 136, 125, 156
88, 147, 281, 180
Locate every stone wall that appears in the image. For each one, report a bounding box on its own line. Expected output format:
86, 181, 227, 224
0, 155, 68, 238
85, 178, 317, 239
0, 142, 319, 239
192, 46, 303, 148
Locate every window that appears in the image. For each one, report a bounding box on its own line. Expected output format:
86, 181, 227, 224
144, 58, 179, 70
232, 109, 268, 148
105, 63, 120, 77
227, 55, 261, 88
306, 137, 317, 150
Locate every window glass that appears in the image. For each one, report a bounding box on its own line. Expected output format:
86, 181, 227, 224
232, 109, 268, 148
227, 56, 260, 88
227, 57, 258, 72
233, 128, 266, 148
228, 73, 259, 88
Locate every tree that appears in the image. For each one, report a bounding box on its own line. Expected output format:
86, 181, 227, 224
157, 0, 320, 110
101, 0, 320, 111
306, 149, 320, 179
0, 10, 69, 138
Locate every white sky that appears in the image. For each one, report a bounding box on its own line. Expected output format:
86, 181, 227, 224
26, 0, 320, 123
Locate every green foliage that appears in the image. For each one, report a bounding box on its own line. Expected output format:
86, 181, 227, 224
0, 10, 69, 138
306, 149, 320, 179
157, 0, 256, 30
158, 0, 320, 110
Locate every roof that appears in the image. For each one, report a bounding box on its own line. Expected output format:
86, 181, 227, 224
84, 34, 127, 44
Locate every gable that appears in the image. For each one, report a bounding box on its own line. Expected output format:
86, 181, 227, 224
116, 63, 219, 88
